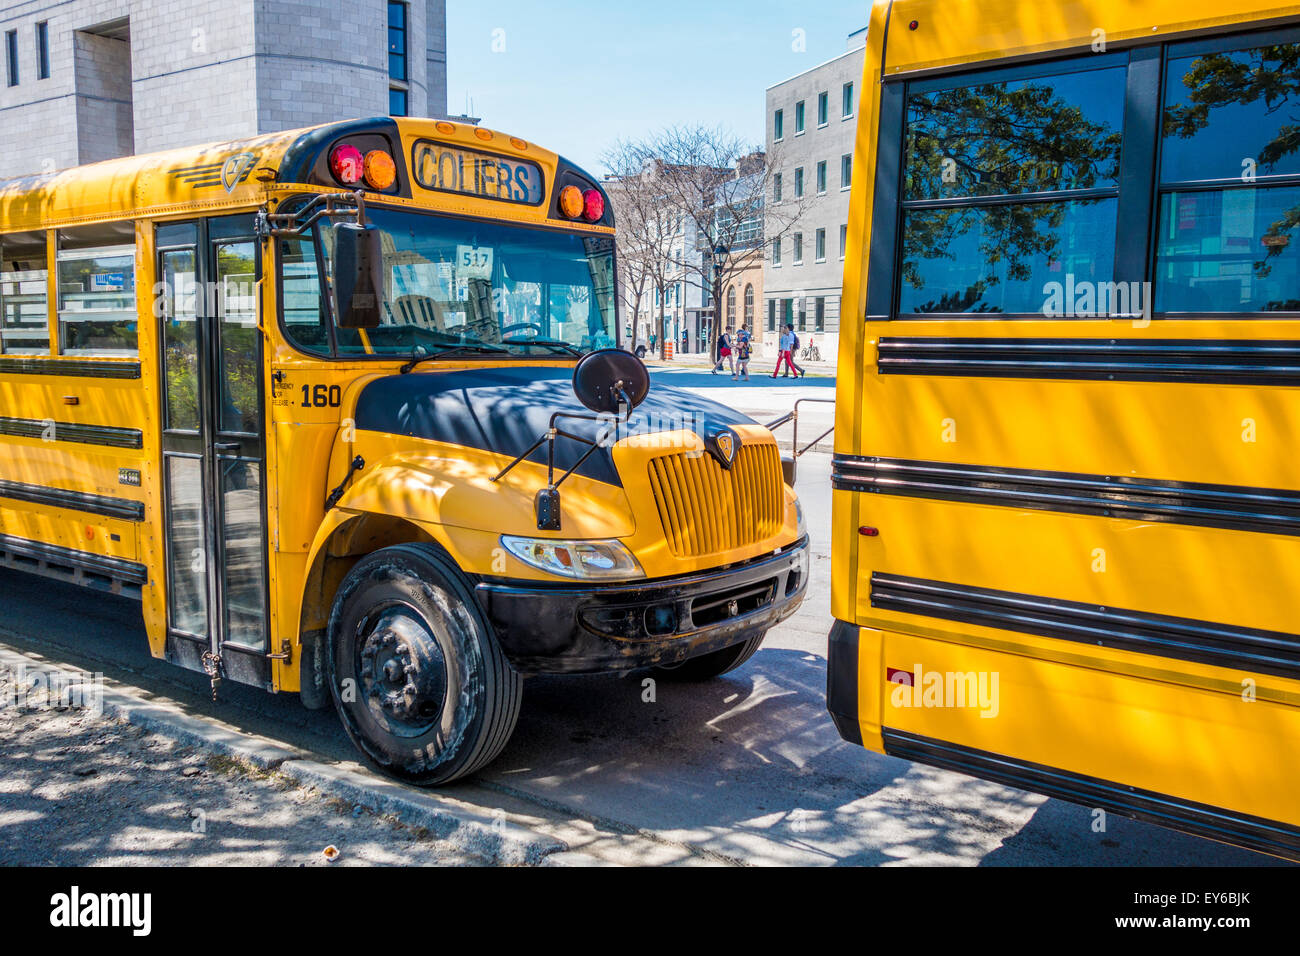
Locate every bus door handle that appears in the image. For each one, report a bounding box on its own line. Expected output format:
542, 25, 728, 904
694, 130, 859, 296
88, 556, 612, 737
212, 442, 241, 455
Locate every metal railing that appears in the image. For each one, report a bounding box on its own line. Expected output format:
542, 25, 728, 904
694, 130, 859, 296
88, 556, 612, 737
766, 397, 835, 458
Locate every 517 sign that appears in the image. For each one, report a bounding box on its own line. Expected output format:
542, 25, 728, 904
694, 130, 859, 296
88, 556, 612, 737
301, 384, 342, 408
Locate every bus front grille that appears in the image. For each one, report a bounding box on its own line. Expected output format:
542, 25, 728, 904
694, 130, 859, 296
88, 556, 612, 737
647, 442, 784, 558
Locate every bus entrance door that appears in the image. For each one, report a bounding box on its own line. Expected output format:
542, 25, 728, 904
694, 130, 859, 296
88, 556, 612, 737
156, 215, 271, 692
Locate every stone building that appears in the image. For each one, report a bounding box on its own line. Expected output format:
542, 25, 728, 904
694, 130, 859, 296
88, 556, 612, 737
0, 0, 449, 176
762, 27, 866, 362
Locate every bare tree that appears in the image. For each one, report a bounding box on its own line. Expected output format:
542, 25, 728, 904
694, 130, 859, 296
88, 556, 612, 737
603, 143, 679, 358
630, 124, 807, 364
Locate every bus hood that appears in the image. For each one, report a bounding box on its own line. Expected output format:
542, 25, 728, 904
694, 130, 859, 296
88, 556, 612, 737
351, 365, 758, 486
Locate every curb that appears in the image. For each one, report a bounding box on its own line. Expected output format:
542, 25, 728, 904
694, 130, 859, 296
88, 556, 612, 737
0, 643, 303, 769
277, 759, 566, 866
0, 642, 569, 866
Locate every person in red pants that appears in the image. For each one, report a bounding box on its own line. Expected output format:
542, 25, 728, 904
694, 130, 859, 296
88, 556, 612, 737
771, 324, 803, 378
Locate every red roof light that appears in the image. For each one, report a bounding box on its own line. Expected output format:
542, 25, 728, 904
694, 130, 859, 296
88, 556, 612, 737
582, 189, 605, 222
329, 144, 365, 185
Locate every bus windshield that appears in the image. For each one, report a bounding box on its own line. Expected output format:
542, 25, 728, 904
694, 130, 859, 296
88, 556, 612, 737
280, 205, 618, 358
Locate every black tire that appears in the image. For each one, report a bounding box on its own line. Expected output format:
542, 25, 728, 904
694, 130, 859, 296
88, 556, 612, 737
326, 543, 521, 785
652, 631, 766, 682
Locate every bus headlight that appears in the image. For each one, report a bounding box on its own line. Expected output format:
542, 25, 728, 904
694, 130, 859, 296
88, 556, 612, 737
794, 498, 806, 537
500, 536, 645, 581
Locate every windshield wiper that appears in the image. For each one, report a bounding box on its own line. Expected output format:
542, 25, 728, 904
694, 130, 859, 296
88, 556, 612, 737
399, 344, 509, 374
501, 338, 584, 356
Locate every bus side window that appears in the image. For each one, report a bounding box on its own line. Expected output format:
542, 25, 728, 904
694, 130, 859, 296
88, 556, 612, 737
278, 237, 331, 353
56, 220, 138, 357
0, 229, 50, 356
1155, 36, 1300, 314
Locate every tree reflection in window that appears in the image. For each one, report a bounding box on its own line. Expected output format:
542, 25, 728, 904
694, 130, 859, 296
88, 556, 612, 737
900, 64, 1126, 314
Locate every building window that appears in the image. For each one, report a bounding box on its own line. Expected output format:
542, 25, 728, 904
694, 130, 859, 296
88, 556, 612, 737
794, 167, 804, 198
767, 299, 776, 331
798, 298, 807, 331
817, 91, 828, 127
773, 172, 782, 203
793, 233, 803, 265
795, 100, 805, 135
815, 228, 826, 262
774, 108, 784, 141
35, 22, 49, 80
772, 237, 781, 267
389, 87, 408, 116
388, 1, 408, 81
815, 296, 825, 331
841, 154, 852, 190
744, 284, 754, 324
816, 161, 827, 195
5, 31, 17, 87
839, 223, 847, 259
726, 286, 736, 324
843, 82, 854, 118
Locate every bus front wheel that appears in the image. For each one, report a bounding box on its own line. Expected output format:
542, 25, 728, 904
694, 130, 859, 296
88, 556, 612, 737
652, 631, 766, 682
326, 543, 522, 786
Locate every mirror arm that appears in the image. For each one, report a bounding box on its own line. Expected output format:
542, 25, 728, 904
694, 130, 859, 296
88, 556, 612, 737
259, 190, 367, 238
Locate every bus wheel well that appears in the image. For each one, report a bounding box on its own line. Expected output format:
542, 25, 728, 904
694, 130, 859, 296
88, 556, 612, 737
297, 513, 435, 710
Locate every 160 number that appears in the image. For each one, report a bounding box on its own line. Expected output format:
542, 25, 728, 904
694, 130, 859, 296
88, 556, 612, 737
301, 384, 342, 408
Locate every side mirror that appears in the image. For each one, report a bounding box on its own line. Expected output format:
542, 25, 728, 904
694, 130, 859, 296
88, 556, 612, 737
781, 455, 797, 487
333, 222, 383, 329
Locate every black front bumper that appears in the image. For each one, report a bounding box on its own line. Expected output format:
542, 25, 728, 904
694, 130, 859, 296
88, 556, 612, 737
475, 537, 810, 675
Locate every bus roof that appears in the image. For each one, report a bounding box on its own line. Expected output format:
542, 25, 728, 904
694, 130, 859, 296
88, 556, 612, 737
879, 0, 1300, 77
0, 116, 607, 235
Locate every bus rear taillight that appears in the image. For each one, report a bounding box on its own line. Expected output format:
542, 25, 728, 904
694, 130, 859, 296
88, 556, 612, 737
363, 150, 397, 190
329, 144, 364, 185
582, 189, 604, 222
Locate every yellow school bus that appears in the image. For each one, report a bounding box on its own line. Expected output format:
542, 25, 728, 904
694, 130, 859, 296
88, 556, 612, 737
830, 0, 1300, 857
0, 116, 808, 784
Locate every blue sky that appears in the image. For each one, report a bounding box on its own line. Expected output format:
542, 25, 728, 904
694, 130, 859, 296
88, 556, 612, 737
446, 1, 870, 175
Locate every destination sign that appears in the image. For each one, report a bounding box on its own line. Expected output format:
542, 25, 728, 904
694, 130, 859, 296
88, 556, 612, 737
410, 141, 545, 205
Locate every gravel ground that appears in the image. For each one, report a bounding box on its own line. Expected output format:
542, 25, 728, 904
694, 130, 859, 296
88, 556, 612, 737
0, 670, 482, 866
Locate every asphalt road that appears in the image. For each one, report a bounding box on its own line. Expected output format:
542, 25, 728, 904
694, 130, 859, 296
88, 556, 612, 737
0, 371, 1284, 866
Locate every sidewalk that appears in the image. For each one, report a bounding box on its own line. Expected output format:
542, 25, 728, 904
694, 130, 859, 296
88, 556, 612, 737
0, 663, 481, 866
643, 350, 836, 379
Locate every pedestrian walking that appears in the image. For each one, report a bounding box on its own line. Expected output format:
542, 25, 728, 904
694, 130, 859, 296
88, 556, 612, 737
772, 324, 804, 378
712, 325, 736, 376
735, 324, 752, 381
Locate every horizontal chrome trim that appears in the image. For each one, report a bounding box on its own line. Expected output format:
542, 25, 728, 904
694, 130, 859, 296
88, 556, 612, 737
833, 456, 1300, 537
877, 338, 1300, 385
871, 572, 1300, 681
0, 357, 141, 379
881, 729, 1300, 860
0, 417, 143, 449
0, 479, 144, 521
0, 532, 146, 584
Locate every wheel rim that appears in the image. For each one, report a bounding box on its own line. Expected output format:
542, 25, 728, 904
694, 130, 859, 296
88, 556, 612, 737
356, 604, 448, 737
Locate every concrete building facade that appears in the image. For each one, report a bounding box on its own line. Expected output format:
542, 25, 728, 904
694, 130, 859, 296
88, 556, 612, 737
762, 28, 865, 362
0, 0, 449, 177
